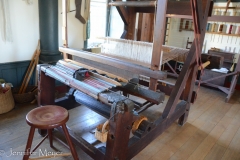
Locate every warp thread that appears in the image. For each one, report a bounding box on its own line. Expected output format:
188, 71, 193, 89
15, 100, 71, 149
100, 37, 189, 65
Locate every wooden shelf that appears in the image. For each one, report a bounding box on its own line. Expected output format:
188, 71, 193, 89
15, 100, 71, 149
179, 18, 194, 32
208, 15, 240, 23
206, 32, 240, 37
213, 6, 240, 10
179, 28, 194, 32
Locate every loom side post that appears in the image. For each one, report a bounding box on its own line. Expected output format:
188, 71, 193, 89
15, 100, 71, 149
149, 0, 167, 90
178, 0, 214, 125
109, 1, 156, 7
62, 0, 68, 59
162, 0, 212, 121
105, 100, 135, 160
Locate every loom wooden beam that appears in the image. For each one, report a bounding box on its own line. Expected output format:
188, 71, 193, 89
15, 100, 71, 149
105, 108, 134, 160
166, 1, 212, 19
109, 1, 156, 7
59, 47, 167, 80
140, 13, 154, 42
236, 57, 240, 72
162, 0, 212, 120
166, 1, 192, 15
178, 0, 207, 120
134, 7, 154, 13
62, 0, 68, 59
178, 65, 198, 125
200, 71, 237, 84
135, 1, 212, 18
149, 0, 167, 90
139, 79, 196, 103
208, 15, 240, 23
225, 74, 239, 102
111, 0, 193, 11
113, 0, 129, 26
135, 1, 192, 15
225, 56, 240, 102
114, 1, 199, 40
123, 0, 137, 40
126, 6, 137, 39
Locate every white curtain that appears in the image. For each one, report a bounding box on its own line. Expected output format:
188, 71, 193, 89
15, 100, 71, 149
0, 0, 13, 42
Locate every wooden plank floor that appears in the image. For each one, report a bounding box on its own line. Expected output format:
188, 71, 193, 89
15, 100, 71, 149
0, 87, 239, 160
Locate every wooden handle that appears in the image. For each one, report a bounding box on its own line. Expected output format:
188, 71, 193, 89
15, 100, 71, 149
102, 120, 109, 133
198, 61, 210, 70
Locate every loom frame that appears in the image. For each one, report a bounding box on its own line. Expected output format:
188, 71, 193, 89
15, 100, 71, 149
38, 0, 213, 159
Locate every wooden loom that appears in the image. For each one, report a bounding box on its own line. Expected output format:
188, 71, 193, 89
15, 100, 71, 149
38, 0, 213, 160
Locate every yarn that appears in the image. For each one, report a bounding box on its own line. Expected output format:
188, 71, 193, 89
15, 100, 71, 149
98, 37, 189, 66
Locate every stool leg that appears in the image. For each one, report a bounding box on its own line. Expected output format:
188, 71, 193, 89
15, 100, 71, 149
62, 124, 79, 160
23, 127, 35, 160
48, 129, 53, 148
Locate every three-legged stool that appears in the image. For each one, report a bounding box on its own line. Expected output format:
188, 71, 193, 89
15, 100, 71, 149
23, 105, 79, 160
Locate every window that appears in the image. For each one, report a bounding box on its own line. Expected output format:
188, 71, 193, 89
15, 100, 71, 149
87, 0, 107, 47
87, 0, 124, 48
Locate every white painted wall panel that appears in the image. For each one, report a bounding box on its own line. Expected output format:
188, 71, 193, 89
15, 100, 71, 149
0, 0, 39, 63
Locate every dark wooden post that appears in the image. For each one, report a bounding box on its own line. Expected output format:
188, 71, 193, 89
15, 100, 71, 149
126, 7, 136, 40
149, 0, 168, 90
140, 13, 154, 42
38, 69, 55, 106
105, 104, 134, 160
162, 0, 212, 122
37, 68, 55, 136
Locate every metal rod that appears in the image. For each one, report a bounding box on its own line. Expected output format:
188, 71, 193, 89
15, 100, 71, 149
137, 102, 155, 114
108, 1, 156, 7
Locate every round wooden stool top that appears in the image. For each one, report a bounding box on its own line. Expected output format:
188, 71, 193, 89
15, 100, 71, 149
26, 105, 69, 129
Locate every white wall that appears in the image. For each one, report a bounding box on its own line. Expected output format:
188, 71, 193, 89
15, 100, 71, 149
0, 0, 85, 64
0, 0, 39, 63
58, 0, 85, 50
109, 7, 124, 38
168, 2, 240, 63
